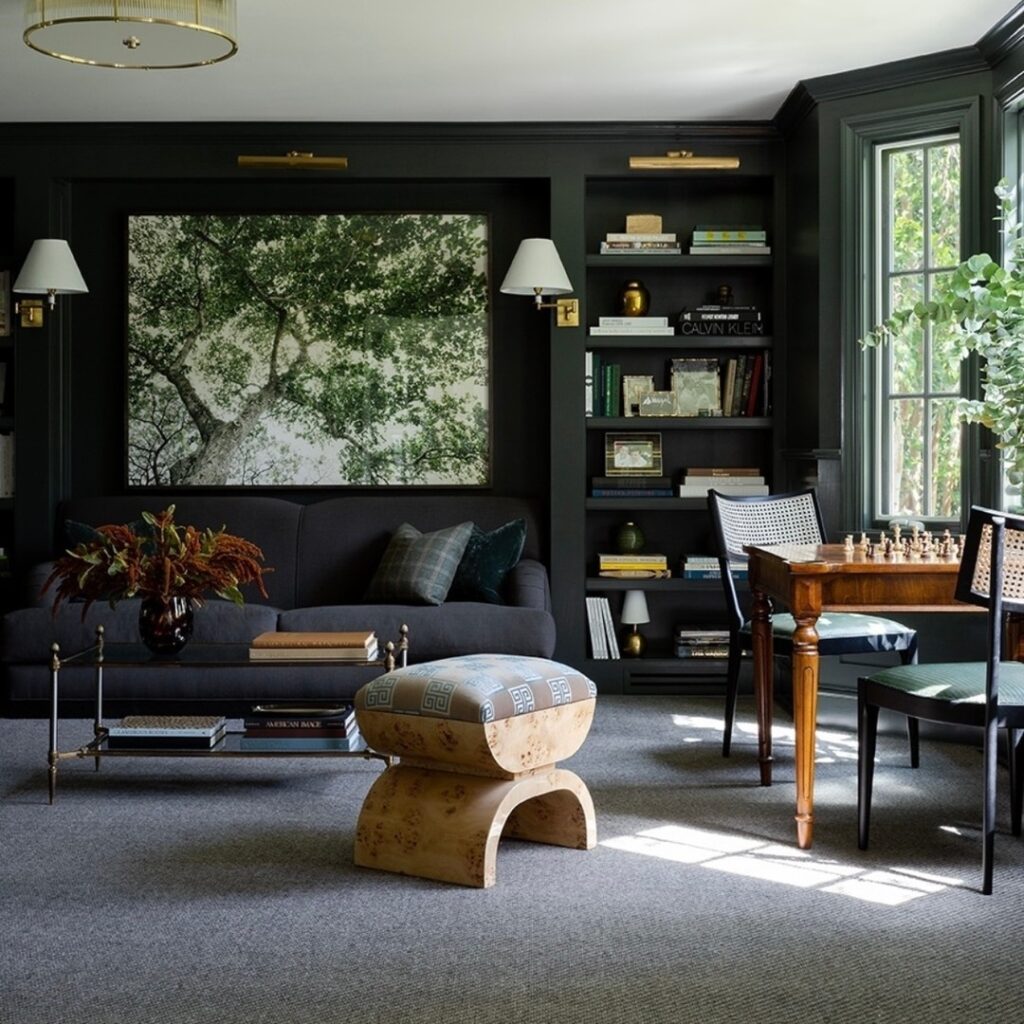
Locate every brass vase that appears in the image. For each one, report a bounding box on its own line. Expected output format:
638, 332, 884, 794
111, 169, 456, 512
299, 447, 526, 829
618, 280, 650, 317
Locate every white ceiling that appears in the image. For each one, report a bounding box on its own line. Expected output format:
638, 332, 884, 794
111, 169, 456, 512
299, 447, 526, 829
0, 0, 1017, 123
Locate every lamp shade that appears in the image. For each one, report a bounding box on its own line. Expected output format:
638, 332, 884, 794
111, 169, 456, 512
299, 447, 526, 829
23, 0, 238, 69
500, 238, 573, 296
620, 589, 650, 626
13, 240, 88, 299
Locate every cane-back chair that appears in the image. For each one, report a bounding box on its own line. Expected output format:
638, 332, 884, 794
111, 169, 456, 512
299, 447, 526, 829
858, 506, 1024, 894
707, 488, 919, 757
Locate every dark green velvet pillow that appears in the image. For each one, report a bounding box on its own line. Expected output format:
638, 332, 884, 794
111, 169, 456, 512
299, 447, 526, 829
448, 518, 527, 604
364, 521, 474, 606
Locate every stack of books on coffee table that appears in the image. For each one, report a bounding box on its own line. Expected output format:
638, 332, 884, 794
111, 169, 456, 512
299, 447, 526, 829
240, 704, 362, 751
248, 630, 379, 662
105, 715, 228, 750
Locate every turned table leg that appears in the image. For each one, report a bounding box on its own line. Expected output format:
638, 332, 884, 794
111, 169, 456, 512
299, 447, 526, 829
790, 614, 821, 849
751, 587, 774, 786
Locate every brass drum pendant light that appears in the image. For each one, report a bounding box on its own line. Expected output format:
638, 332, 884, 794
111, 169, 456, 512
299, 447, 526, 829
24, 0, 238, 69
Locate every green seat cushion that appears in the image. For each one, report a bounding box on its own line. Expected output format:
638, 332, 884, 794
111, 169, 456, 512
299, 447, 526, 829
355, 654, 597, 724
363, 521, 473, 606
866, 660, 1024, 704
448, 518, 527, 604
742, 612, 916, 641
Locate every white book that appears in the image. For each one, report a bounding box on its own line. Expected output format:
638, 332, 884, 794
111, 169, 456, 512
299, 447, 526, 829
605, 233, 677, 242
589, 326, 675, 336
599, 597, 621, 660
585, 597, 609, 659
679, 483, 770, 497
584, 350, 594, 417
107, 715, 227, 737
684, 475, 766, 486
598, 316, 669, 327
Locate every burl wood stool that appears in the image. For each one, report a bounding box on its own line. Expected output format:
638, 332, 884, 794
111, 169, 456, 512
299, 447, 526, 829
353, 654, 597, 888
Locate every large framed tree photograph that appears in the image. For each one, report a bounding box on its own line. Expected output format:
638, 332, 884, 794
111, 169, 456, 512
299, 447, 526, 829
126, 212, 490, 487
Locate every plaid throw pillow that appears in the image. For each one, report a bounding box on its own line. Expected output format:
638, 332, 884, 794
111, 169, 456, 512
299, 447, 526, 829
364, 521, 474, 606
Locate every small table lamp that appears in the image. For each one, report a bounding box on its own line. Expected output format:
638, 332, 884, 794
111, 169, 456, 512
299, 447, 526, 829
620, 589, 650, 658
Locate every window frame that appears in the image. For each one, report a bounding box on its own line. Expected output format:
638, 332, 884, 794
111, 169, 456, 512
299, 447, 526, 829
840, 98, 983, 532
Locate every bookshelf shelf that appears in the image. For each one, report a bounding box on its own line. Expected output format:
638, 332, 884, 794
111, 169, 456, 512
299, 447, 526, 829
586, 254, 772, 268
586, 335, 772, 350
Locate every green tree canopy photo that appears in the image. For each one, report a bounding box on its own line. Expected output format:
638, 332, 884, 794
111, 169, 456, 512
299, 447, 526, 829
127, 212, 490, 487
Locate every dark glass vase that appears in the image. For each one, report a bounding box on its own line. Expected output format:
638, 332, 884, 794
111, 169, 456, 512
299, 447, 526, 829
138, 596, 194, 655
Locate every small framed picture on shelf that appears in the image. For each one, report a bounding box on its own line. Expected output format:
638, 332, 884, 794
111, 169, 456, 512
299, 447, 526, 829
638, 391, 676, 417
604, 431, 663, 476
622, 374, 655, 417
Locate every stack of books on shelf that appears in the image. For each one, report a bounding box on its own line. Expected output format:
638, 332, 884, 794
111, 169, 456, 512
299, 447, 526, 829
599, 232, 681, 256
674, 627, 731, 659
597, 552, 670, 579
678, 304, 765, 337
584, 596, 621, 660
248, 630, 379, 662
591, 475, 673, 499
105, 715, 227, 750
240, 704, 362, 751
688, 224, 771, 256
678, 467, 769, 498
681, 555, 748, 581
589, 316, 674, 336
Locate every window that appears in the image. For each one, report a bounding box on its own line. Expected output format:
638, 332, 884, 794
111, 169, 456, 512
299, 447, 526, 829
873, 135, 963, 522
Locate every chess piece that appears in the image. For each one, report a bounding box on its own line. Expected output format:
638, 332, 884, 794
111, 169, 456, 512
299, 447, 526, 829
892, 523, 902, 545
844, 534, 855, 555
855, 532, 868, 555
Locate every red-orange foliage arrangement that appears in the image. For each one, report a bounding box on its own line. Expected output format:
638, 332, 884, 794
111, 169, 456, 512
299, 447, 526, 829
44, 506, 270, 616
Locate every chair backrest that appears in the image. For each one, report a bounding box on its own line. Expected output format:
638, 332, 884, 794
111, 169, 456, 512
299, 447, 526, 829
707, 488, 827, 632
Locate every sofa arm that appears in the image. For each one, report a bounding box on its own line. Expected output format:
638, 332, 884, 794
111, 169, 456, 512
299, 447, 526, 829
505, 558, 551, 613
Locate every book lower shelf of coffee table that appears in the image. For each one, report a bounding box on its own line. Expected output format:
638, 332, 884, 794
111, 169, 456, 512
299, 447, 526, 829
89, 729, 375, 757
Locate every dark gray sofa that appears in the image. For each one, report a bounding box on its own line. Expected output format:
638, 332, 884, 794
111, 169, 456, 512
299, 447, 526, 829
0, 494, 554, 716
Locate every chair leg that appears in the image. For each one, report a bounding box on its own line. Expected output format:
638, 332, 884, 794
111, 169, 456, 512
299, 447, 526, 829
722, 634, 743, 757
898, 641, 919, 767
1011, 729, 1024, 839
983, 714, 998, 896
906, 716, 920, 769
858, 683, 879, 850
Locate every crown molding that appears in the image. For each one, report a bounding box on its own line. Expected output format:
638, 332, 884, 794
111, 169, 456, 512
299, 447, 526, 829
977, 1, 1024, 66
774, 46, 988, 135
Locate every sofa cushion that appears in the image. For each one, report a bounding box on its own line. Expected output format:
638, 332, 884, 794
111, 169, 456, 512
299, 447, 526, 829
448, 518, 526, 605
364, 522, 473, 606
355, 654, 596, 724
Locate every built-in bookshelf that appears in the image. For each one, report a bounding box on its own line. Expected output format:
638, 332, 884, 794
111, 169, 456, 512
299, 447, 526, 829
579, 170, 782, 692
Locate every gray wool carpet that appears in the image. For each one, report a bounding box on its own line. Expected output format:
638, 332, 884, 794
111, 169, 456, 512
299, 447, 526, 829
3, 695, 1024, 1024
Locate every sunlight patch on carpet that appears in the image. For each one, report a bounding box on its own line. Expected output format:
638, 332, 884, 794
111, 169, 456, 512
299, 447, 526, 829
601, 824, 963, 904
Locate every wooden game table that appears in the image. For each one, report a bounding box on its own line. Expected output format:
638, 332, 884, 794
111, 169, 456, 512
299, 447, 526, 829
743, 541, 968, 849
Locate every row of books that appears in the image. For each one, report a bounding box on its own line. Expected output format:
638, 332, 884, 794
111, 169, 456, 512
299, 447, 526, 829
248, 630, 378, 662
589, 315, 673, 337
591, 467, 769, 500
591, 474, 673, 498
585, 596, 621, 659
240, 703, 361, 751
678, 468, 768, 498
584, 353, 770, 419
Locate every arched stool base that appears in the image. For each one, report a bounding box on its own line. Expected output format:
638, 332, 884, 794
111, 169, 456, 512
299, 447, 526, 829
354, 764, 596, 888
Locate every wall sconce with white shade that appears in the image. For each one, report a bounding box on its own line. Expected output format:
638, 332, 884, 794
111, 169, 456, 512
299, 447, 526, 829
620, 589, 650, 658
13, 240, 89, 328
499, 238, 579, 327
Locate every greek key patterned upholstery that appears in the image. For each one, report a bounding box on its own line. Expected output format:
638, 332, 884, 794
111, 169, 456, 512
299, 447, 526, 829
355, 654, 597, 724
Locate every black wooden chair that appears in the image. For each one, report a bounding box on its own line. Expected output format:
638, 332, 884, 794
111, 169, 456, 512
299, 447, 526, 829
707, 488, 919, 757
858, 506, 1024, 894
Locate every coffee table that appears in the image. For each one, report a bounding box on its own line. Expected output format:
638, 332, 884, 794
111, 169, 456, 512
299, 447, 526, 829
45, 624, 408, 803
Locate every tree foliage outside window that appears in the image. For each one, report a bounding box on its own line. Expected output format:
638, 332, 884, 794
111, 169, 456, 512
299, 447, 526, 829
127, 213, 490, 488
875, 135, 962, 521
